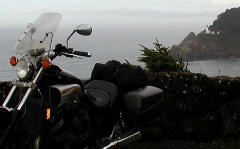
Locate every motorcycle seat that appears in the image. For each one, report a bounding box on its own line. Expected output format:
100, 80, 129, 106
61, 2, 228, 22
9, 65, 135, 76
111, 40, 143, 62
85, 80, 118, 108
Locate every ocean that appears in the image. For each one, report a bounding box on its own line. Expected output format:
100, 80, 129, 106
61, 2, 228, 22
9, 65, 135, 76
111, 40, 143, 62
187, 59, 240, 77
0, 26, 239, 81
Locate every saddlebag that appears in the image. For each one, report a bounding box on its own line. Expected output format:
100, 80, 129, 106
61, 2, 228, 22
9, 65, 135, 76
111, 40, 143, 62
91, 60, 148, 93
124, 86, 163, 121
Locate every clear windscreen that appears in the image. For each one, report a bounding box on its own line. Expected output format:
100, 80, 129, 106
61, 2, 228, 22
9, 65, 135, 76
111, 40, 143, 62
15, 13, 62, 55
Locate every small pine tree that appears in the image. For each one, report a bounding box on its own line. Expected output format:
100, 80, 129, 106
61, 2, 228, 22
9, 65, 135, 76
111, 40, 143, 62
138, 39, 186, 75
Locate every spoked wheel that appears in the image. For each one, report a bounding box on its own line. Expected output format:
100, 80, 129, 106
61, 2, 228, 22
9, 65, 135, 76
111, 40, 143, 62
34, 136, 46, 149
34, 136, 58, 149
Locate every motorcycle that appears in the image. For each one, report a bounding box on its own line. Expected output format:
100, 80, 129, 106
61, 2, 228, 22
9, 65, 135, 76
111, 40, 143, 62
0, 12, 164, 149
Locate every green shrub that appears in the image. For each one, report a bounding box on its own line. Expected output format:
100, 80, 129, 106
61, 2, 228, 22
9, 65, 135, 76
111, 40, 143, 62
138, 39, 187, 74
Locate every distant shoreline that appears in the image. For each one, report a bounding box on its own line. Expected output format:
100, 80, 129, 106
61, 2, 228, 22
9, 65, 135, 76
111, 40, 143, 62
185, 57, 240, 62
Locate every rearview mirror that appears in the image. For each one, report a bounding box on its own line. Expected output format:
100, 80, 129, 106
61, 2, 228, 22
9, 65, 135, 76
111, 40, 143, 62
76, 24, 92, 36
66, 24, 92, 47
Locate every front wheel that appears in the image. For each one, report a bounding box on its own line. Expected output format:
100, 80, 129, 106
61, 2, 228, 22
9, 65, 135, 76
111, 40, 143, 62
34, 136, 49, 149
34, 136, 41, 149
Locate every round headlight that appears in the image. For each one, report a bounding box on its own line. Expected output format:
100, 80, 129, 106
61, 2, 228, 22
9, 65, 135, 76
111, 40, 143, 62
16, 59, 33, 80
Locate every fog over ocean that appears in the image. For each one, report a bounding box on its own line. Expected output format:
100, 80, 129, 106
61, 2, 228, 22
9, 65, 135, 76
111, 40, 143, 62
0, 25, 239, 81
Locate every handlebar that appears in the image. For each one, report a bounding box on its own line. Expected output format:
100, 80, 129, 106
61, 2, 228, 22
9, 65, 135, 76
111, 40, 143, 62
53, 44, 91, 59
73, 51, 91, 57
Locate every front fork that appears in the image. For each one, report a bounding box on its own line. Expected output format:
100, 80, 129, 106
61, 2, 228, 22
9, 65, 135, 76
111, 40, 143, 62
0, 67, 44, 146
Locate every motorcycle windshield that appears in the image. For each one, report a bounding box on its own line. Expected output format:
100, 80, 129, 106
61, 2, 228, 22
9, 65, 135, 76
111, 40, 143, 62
15, 13, 62, 55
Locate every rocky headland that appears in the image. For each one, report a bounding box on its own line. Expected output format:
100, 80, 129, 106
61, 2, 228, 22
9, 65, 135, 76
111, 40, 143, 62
169, 7, 240, 61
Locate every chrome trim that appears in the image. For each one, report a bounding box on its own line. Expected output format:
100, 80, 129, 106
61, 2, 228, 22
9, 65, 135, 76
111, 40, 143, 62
17, 67, 44, 110
102, 131, 141, 149
17, 88, 32, 110
2, 86, 17, 107
0, 106, 13, 112
2, 67, 44, 111
12, 80, 36, 89
61, 52, 82, 59
33, 67, 44, 83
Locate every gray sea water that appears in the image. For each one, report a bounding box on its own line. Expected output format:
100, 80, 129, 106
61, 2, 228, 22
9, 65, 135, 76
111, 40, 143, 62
187, 59, 240, 77
0, 26, 239, 81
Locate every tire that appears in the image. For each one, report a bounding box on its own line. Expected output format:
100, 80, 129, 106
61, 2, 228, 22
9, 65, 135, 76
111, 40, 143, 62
34, 136, 42, 149
34, 136, 49, 149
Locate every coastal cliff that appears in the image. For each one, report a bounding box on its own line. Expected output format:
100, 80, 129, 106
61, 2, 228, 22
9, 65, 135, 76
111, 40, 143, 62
169, 7, 240, 61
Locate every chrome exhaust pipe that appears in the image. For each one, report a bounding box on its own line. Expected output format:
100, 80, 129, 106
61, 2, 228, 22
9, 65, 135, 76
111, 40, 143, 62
102, 130, 141, 149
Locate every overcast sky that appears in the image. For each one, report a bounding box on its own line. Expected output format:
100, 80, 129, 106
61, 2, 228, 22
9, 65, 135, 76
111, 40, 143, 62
0, 0, 238, 48
0, 0, 239, 27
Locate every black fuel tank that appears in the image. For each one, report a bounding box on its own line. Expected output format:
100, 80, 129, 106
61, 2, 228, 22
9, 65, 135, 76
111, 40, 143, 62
43, 65, 84, 87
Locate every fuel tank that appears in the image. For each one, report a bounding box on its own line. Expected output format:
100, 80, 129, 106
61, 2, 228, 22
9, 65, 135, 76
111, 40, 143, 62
42, 65, 85, 88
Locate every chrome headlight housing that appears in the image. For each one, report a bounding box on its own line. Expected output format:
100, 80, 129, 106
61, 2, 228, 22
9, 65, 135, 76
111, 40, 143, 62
16, 59, 33, 80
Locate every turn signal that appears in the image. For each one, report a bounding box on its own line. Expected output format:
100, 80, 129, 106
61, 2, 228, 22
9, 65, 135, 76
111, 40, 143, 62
10, 56, 17, 66
46, 108, 51, 120
41, 58, 51, 69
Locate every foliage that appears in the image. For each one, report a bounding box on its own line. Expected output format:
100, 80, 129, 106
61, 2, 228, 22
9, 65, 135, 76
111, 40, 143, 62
210, 7, 240, 34
138, 39, 187, 74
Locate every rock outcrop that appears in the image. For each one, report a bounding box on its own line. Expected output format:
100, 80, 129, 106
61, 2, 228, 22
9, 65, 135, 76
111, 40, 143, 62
169, 7, 240, 61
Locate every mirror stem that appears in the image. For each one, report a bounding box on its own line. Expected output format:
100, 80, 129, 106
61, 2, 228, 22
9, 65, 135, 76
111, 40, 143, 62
66, 30, 76, 48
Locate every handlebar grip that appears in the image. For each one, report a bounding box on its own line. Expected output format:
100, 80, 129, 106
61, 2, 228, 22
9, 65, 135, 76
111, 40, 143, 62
73, 51, 91, 57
